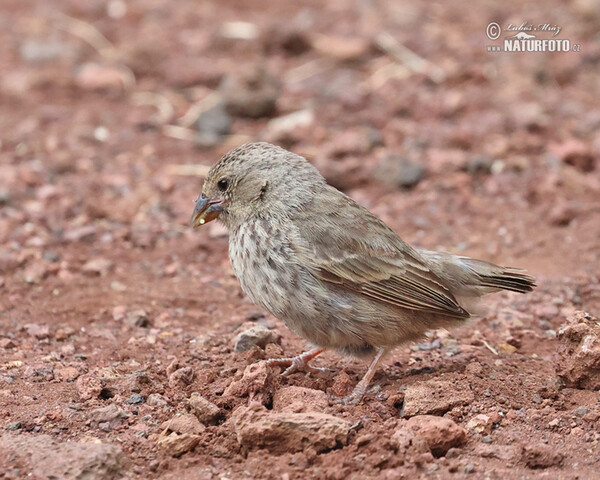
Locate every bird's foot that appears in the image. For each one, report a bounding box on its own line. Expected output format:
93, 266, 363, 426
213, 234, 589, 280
266, 348, 330, 376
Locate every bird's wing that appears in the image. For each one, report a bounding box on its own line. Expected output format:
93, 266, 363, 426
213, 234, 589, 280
291, 188, 469, 319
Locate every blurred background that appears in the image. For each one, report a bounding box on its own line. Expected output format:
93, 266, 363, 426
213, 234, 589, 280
0, 0, 599, 478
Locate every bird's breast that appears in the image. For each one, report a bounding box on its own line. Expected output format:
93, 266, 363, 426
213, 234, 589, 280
228, 219, 300, 317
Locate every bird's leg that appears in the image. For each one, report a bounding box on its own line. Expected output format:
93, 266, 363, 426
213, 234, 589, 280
266, 348, 329, 376
343, 347, 387, 405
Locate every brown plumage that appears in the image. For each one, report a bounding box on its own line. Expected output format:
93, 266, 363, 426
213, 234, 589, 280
192, 142, 535, 403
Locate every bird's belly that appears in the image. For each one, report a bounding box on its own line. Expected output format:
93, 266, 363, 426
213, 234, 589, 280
228, 222, 430, 353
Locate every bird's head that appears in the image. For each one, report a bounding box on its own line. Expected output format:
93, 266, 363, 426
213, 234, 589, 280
191, 142, 324, 230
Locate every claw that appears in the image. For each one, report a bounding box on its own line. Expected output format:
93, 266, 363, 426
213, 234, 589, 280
265, 348, 326, 376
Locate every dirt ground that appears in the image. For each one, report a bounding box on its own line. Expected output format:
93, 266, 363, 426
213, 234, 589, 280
1, 0, 600, 479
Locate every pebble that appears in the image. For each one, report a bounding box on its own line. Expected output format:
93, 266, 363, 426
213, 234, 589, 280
234, 325, 280, 352
168, 366, 194, 388
81, 258, 113, 276
125, 310, 151, 328
402, 377, 475, 417
219, 65, 280, 118
555, 311, 600, 389
125, 393, 145, 405
375, 155, 426, 190
231, 402, 351, 454
187, 393, 222, 425
194, 98, 231, 147
404, 415, 467, 457
272, 386, 329, 413
521, 443, 564, 469
75, 62, 126, 92
89, 404, 128, 430
0, 434, 126, 479
223, 361, 275, 405
76, 373, 103, 401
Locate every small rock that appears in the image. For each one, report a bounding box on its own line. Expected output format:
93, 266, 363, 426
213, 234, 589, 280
187, 393, 222, 425
25, 323, 50, 339
375, 155, 426, 190
231, 402, 351, 454
402, 377, 474, 417
404, 415, 467, 457
548, 201, 579, 227
311, 34, 371, 62
265, 109, 314, 145
0, 434, 126, 480
574, 406, 590, 416
220, 65, 280, 118
81, 258, 113, 276
234, 325, 280, 352
554, 311, 600, 389
125, 394, 145, 405
464, 155, 493, 175
329, 370, 354, 398
76, 374, 103, 401
89, 404, 128, 430
161, 413, 205, 436
125, 310, 151, 328
466, 414, 492, 435
553, 138, 596, 172
147, 393, 169, 407
168, 367, 194, 388
0, 338, 16, 349
223, 361, 276, 405
55, 367, 80, 382
272, 386, 329, 413
157, 432, 201, 457
194, 98, 231, 147
6, 421, 21, 431
262, 24, 311, 56
522, 444, 564, 469
75, 62, 126, 92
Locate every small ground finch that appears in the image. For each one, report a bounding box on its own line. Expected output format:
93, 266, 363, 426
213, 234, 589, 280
192, 142, 535, 403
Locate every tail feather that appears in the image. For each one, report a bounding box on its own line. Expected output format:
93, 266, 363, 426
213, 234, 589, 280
459, 258, 536, 294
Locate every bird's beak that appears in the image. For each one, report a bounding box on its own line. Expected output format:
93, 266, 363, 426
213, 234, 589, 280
191, 194, 224, 228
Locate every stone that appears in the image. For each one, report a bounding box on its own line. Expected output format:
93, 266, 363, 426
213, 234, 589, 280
161, 413, 205, 435
522, 444, 564, 469
231, 403, 351, 454
555, 311, 600, 389
234, 325, 280, 352
223, 361, 276, 405
0, 434, 126, 480
219, 65, 280, 118
81, 258, 113, 276
157, 432, 201, 457
194, 98, 231, 147
404, 415, 467, 457
272, 386, 329, 413
375, 155, 426, 190
402, 377, 474, 417
76, 373, 103, 401
89, 404, 128, 430
466, 414, 492, 435
125, 310, 151, 328
187, 393, 222, 425
168, 366, 194, 388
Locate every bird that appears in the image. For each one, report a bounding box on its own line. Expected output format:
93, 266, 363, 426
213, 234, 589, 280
191, 142, 535, 403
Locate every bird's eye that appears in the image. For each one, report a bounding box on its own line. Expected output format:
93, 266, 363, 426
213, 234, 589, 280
217, 178, 229, 191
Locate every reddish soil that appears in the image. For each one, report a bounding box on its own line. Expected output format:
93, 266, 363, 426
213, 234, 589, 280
1, 0, 599, 479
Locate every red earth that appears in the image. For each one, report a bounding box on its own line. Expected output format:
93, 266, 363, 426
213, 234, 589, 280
1, 0, 599, 479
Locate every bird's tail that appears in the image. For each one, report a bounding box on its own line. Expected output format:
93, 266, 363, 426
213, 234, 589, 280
417, 249, 536, 298
457, 258, 536, 294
